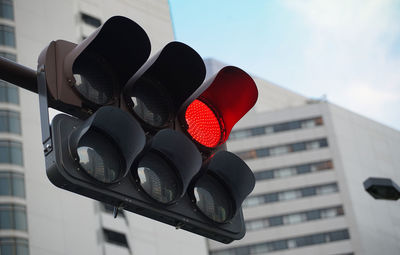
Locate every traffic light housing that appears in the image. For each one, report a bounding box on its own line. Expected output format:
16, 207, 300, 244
38, 15, 258, 243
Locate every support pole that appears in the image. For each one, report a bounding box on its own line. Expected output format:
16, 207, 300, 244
0, 56, 37, 93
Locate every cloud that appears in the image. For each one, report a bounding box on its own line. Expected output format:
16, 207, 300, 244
282, 0, 400, 129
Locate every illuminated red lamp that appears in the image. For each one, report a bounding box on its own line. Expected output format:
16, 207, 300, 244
184, 66, 258, 148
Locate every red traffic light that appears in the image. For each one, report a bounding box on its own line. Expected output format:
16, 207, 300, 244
183, 66, 258, 148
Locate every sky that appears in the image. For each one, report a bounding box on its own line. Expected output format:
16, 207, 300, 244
169, 0, 400, 131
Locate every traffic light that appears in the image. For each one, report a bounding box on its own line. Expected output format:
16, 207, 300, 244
38, 15, 258, 243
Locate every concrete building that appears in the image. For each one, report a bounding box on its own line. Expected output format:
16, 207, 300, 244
0, 1, 208, 255
206, 59, 400, 255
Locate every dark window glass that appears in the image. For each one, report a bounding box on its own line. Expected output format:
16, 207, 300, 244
0, 172, 25, 198
306, 210, 321, 220
81, 13, 101, 27
235, 246, 249, 255
288, 121, 301, 129
312, 233, 325, 244
265, 193, 278, 203
297, 164, 311, 174
0, 204, 27, 231
295, 236, 308, 247
268, 216, 283, 226
0, 80, 19, 104
251, 127, 265, 136
0, 110, 21, 134
0, 238, 29, 255
0, 172, 11, 195
273, 240, 287, 251
254, 170, 274, 180
319, 139, 328, 147
255, 148, 269, 157
0, 25, 15, 47
291, 142, 306, 152
0, 140, 23, 165
301, 187, 316, 197
103, 229, 129, 248
273, 123, 288, 132
0, 0, 13, 20
0, 207, 11, 228
329, 229, 350, 241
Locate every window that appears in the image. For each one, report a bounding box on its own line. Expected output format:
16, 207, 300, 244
0, 110, 21, 134
254, 170, 274, 180
0, 0, 13, 20
301, 187, 316, 197
255, 148, 269, 157
268, 216, 283, 226
0, 204, 27, 231
0, 25, 15, 47
81, 13, 101, 27
291, 142, 306, 152
103, 229, 129, 248
0, 172, 25, 198
0, 140, 23, 165
0, 237, 29, 255
0, 80, 19, 104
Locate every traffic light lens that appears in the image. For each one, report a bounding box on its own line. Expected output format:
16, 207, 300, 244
128, 81, 172, 128
73, 51, 116, 105
77, 130, 122, 183
137, 152, 179, 204
185, 99, 223, 148
193, 174, 233, 223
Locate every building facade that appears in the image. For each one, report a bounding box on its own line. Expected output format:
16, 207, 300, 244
206, 59, 400, 255
1, 1, 208, 254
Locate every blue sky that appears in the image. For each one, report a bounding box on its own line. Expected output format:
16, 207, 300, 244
169, 0, 400, 131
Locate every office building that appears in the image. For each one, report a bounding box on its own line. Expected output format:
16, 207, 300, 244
206, 58, 400, 255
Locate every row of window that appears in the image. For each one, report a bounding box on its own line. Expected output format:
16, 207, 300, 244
0, 171, 25, 198
254, 160, 333, 181
243, 183, 338, 208
246, 205, 344, 231
0, 140, 23, 165
229, 117, 323, 141
0, 237, 28, 255
236, 138, 328, 160
0, 110, 21, 134
0, 80, 19, 104
0, 0, 13, 20
211, 229, 350, 255
0, 25, 15, 47
0, 204, 27, 231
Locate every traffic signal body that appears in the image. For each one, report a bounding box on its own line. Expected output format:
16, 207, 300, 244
37, 15, 258, 243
